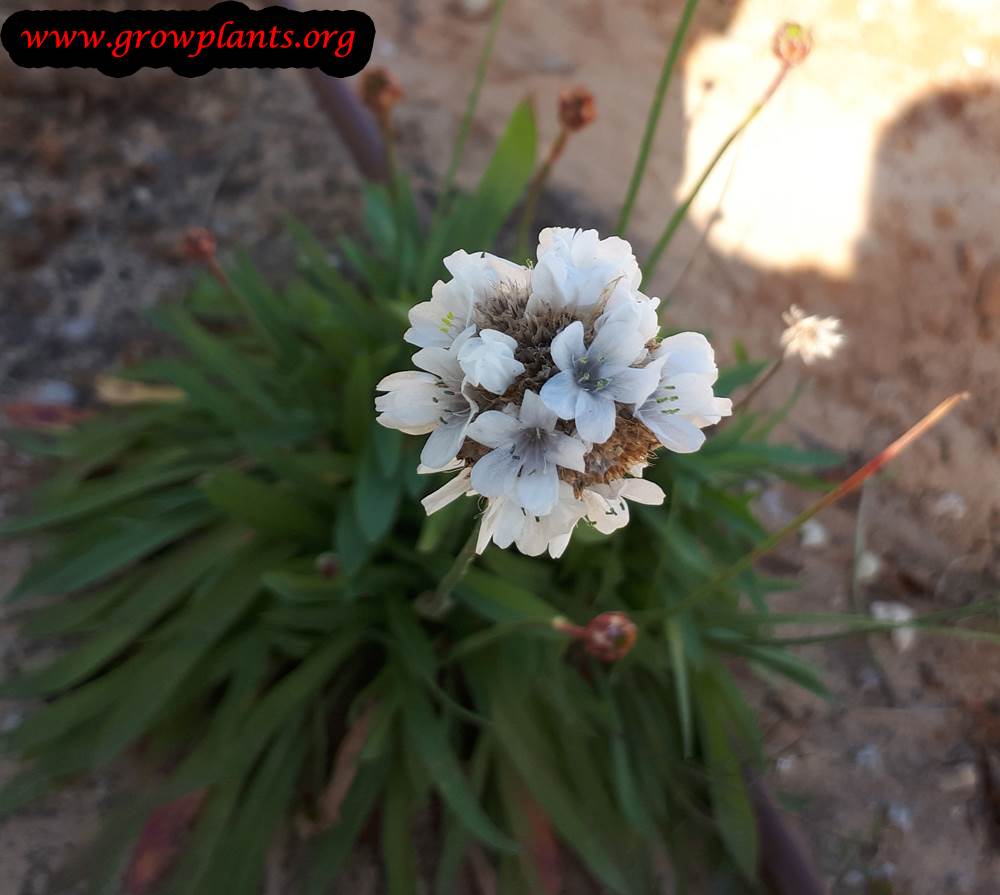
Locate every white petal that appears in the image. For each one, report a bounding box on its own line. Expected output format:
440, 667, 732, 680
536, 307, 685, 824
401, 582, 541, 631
574, 391, 616, 444
376, 370, 438, 391
516, 465, 560, 516
493, 499, 527, 548
466, 410, 522, 448
546, 431, 587, 472
657, 332, 718, 380
589, 320, 646, 368
470, 446, 520, 498
539, 371, 580, 420
517, 390, 558, 431
618, 478, 665, 505
604, 363, 662, 405
413, 346, 460, 381
420, 415, 471, 469
582, 489, 630, 534
549, 321, 586, 371
417, 458, 465, 474
638, 408, 706, 454
421, 468, 473, 515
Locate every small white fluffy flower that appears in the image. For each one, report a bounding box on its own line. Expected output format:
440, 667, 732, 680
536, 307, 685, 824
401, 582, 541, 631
376, 228, 732, 556
779, 304, 845, 364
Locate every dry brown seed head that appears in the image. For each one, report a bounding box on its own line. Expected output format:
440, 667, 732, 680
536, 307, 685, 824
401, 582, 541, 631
558, 86, 597, 132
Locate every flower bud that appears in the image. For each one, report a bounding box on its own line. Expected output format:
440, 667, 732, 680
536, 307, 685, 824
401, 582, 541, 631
181, 227, 216, 264
359, 66, 404, 120
315, 552, 340, 579
558, 86, 597, 133
582, 611, 637, 662
772, 22, 813, 66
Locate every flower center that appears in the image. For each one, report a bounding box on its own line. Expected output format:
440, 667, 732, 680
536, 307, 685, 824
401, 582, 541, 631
574, 356, 609, 392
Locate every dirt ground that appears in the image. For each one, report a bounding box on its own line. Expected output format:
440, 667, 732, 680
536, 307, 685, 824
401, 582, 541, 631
3, 0, 1000, 892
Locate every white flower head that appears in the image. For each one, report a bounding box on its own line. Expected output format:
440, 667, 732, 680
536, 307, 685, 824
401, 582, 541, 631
376, 228, 730, 556
457, 329, 525, 395
780, 304, 845, 364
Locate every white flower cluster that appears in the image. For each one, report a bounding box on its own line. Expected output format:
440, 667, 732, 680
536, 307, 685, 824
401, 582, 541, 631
780, 304, 845, 365
375, 228, 732, 557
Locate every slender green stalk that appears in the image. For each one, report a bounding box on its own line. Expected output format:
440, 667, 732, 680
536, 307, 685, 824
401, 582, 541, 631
644, 392, 969, 622
439, 0, 509, 204
643, 61, 791, 281
416, 522, 481, 619
733, 355, 785, 415
616, 0, 700, 236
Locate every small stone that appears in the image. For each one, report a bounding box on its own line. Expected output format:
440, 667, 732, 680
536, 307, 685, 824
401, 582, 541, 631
31, 379, 77, 406
939, 762, 978, 793
856, 550, 882, 582
854, 744, 883, 773
930, 491, 967, 521
775, 755, 797, 775
458, 0, 492, 16
131, 185, 154, 207
4, 188, 33, 221
887, 802, 913, 832
799, 519, 828, 548
58, 315, 97, 343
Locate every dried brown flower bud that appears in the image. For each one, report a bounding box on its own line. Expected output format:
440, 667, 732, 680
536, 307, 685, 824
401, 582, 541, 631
558, 86, 597, 133
359, 66, 404, 120
772, 22, 813, 66
582, 611, 637, 662
181, 227, 217, 264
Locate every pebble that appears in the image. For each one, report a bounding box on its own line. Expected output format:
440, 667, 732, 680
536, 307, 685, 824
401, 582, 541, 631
31, 379, 77, 406
58, 315, 97, 343
775, 755, 797, 775
887, 801, 913, 832
939, 762, 978, 793
799, 519, 829, 548
855, 743, 883, 773
4, 188, 33, 221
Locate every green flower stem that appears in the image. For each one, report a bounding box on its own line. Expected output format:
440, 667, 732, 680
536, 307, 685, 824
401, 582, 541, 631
732, 354, 785, 415
417, 522, 481, 619
642, 60, 791, 282
515, 127, 570, 261
616, 0, 700, 236
646, 392, 969, 622
439, 0, 509, 206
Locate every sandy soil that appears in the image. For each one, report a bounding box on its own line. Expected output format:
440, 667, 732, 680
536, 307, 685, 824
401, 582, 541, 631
2, 0, 1000, 892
